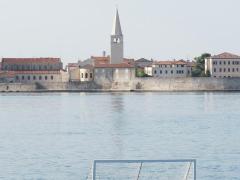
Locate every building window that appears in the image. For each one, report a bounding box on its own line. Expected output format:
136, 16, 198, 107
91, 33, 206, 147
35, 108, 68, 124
22, 76, 25, 80
228, 61, 230, 65
165, 70, 168, 74
219, 68, 222, 72
33, 76, 36, 80
232, 68, 235, 72
224, 61, 226, 65
232, 61, 235, 65
224, 68, 226, 72
51, 76, 54, 80
39, 76, 42, 80
214, 68, 216, 72
219, 61, 222, 65
90, 73, 93, 78
154, 70, 157, 74
237, 68, 239, 72
85, 73, 88, 78
171, 70, 173, 74
16, 76, 19, 80
81, 73, 84, 78
28, 76, 30, 80
228, 68, 230, 72
45, 76, 48, 80
181, 65, 184, 67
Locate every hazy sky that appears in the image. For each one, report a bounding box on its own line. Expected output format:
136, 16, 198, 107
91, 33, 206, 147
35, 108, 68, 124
0, 0, 240, 64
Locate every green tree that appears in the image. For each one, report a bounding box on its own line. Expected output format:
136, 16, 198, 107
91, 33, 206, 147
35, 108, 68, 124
192, 53, 211, 77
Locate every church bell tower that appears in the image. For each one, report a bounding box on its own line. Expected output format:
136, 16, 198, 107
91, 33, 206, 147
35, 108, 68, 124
110, 9, 123, 64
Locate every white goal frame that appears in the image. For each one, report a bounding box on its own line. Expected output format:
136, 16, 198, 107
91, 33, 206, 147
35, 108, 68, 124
91, 159, 196, 180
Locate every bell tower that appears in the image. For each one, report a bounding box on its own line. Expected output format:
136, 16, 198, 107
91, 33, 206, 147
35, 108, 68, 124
111, 9, 123, 64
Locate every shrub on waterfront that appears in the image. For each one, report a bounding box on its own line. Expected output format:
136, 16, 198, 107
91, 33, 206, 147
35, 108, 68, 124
136, 68, 148, 77
192, 53, 211, 77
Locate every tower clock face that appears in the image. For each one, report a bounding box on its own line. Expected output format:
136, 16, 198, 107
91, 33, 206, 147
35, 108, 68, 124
113, 37, 121, 43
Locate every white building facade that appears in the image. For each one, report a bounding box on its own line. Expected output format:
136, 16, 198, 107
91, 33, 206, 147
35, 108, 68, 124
145, 60, 192, 78
205, 52, 240, 78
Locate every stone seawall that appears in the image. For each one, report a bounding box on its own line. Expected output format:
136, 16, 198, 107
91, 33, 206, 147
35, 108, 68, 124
132, 77, 240, 91
1, 78, 240, 92
0, 83, 36, 92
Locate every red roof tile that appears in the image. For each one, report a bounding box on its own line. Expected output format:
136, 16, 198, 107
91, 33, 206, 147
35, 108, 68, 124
2, 58, 61, 64
154, 60, 187, 65
95, 63, 134, 68
211, 52, 240, 59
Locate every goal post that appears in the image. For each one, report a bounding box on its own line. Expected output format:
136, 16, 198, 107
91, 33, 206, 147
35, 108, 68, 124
91, 159, 196, 180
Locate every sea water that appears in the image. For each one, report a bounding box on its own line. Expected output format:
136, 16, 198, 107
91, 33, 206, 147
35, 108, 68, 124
0, 92, 239, 179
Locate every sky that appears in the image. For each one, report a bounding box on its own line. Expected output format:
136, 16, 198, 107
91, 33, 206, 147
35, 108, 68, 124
0, 0, 240, 64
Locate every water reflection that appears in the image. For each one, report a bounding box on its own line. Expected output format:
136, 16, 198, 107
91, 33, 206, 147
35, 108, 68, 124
110, 93, 124, 113
204, 92, 214, 112
110, 93, 125, 157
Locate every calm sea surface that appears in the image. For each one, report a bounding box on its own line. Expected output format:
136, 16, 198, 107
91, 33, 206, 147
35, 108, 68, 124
0, 92, 239, 179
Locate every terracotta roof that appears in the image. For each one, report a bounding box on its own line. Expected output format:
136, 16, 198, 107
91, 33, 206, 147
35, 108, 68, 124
187, 61, 196, 67
135, 58, 152, 62
80, 64, 94, 69
0, 71, 16, 78
91, 56, 110, 65
2, 58, 61, 64
211, 52, 240, 59
154, 60, 187, 65
95, 63, 134, 68
68, 63, 79, 67
91, 56, 136, 65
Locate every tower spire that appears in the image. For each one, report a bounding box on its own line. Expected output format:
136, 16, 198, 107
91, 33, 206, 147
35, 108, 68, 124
112, 9, 122, 36
110, 8, 124, 64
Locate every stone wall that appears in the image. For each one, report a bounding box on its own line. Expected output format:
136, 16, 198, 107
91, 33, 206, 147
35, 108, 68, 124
2, 77, 240, 92
0, 83, 36, 92
132, 77, 240, 91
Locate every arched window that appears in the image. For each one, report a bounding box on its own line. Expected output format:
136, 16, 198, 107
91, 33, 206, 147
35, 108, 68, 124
90, 73, 93, 78
85, 73, 88, 78
45, 76, 48, 80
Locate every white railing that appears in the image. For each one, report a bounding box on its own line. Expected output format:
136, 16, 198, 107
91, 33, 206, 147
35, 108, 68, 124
91, 159, 197, 180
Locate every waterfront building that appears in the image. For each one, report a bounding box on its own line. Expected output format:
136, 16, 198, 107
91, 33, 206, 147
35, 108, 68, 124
0, 58, 68, 83
68, 64, 94, 82
135, 58, 153, 68
111, 9, 124, 64
205, 52, 240, 78
94, 63, 135, 84
144, 60, 193, 78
